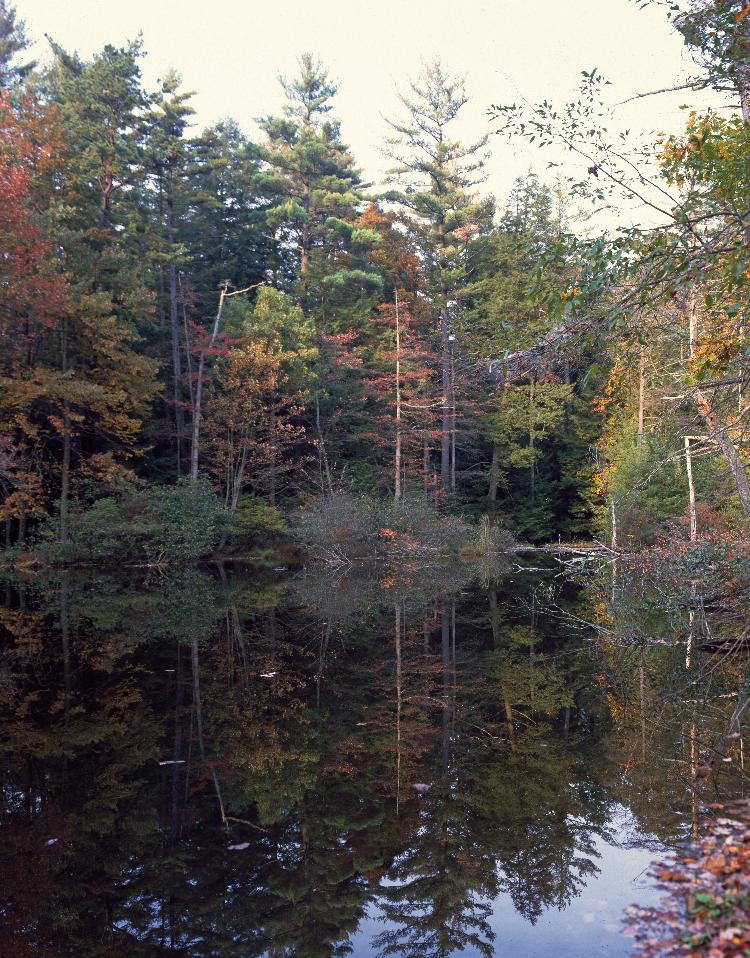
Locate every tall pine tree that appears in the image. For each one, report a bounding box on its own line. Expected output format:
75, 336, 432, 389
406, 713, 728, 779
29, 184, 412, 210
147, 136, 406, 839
385, 60, 494, 493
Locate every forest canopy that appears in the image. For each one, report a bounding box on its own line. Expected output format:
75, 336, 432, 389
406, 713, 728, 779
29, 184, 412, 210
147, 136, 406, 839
3, 0, 750, 560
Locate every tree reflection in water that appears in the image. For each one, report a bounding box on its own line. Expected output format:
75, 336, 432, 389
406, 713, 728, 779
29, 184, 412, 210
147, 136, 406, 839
1, 555, 749, 956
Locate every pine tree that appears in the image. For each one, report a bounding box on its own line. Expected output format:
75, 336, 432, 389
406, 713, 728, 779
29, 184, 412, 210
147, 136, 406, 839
257, 54, 382, 488
143, 70, 196, 474
46, 39, 148, 230
34, 42, 159, 539
184, 120, 269, 305
384, 60, 494, 493
0, 1, 34, 89
258, 55, 378, 298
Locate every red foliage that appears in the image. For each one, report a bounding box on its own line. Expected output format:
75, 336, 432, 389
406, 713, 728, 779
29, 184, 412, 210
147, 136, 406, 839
0, 91, 68, 346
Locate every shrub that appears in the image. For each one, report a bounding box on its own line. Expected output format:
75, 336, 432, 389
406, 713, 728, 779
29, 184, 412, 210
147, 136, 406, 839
233, 496, 286, 544
460, 515, 514, 559
292, 492, 513, 563
36, 479, 231, 565
291, 492, 379, 562
144, 480, 230, 561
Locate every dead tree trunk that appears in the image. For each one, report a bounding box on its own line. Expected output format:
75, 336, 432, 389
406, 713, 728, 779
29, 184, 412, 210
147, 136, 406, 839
684, 436, 697, 541
395, 291, 402, 501
190, 282, 263, 482
693, 389, 750, 516
440, 306, 451, 491
190, 283, 226, 482
169, 261, 185, 475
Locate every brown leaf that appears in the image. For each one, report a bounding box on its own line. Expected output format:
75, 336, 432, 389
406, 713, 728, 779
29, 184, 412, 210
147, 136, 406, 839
655, 868, 687, 882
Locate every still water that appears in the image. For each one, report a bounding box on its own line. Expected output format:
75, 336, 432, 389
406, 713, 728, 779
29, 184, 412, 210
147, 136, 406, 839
1, 555, 747, 956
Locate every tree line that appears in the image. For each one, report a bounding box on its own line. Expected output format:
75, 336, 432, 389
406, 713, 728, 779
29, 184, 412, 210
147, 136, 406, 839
3, 0, 750, 555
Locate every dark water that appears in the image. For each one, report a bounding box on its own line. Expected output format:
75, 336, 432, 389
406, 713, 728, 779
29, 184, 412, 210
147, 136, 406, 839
1, 555, 748, 957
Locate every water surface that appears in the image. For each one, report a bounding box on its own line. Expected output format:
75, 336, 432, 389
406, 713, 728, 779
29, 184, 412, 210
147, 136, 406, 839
1, 557, 747, 956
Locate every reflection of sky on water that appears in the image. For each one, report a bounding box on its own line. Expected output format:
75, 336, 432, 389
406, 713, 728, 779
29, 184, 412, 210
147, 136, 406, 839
351, 812, 662, 957
485, 835, 659, 958
4, 561, 748, 958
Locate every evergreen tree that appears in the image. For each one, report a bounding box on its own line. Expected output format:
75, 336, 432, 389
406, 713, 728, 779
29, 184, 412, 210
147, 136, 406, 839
143, 70, 196, 474
384, 60, 494, 494
258, 53, 380, 308
0, 0, 33, 88
184, 120, 270, 305
37, 42, 159, 537
257, 54, 381, 488
46, 39, 148, 230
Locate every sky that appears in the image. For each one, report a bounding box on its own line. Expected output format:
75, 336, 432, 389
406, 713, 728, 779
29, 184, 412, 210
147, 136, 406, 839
16, 0, 725, 225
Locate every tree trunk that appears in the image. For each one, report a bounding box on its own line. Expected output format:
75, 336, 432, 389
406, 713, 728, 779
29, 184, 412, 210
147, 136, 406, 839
489, 584, 517, 744
529, 378, 536, 504
740, 323, 745, 413
609, 496, 618, 551
217, 446, 247, 552
190, 284, 227, 482
60, 403, 71, 543
737, 17, 750, 124
179, 274, 195, 412
684, 436, 697, 541
191, 634, 226, 824
170, 262, 185, 475
314, 394, 333, 495
98, 171, 112, 230
395, 291, 402, 501
170, 645, 184, 847
60, 574, 71, 805
61, 575, 71, 714
694, 389, 750, 516
450, 334, 456, 493
441, 607, 450, 783
395, 603, 402, 814
268, 410, 278, 507
637, 347, 645, 452
300, 178, 311, 275
741, 77, 750, 124
300, 224, 310, 275
440, 306, 451, 491
488, 444, 500, 501
60, 318, 71, 544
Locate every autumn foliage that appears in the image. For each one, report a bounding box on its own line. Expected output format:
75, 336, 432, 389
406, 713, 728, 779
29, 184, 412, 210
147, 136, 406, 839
625, 806, 750, 958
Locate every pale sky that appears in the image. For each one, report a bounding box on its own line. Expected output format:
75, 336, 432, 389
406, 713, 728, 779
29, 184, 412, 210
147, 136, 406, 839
18, 0, 724, 226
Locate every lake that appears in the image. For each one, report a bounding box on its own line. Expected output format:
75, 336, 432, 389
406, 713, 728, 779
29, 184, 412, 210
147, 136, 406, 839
1, 553, 747, 956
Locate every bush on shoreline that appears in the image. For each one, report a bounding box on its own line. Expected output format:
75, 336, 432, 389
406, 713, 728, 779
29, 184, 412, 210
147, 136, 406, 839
13, 486, 510, 569
33, 480, 231, 565
291, 492, 513, 563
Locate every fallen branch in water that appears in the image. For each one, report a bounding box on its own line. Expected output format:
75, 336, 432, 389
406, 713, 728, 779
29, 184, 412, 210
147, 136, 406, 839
223, 815, 268, 834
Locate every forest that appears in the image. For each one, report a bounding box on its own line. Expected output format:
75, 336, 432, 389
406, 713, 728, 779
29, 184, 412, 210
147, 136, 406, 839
6, 3, 750, 957
4, 1, 750, 564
